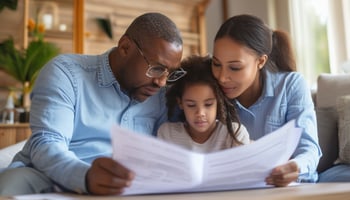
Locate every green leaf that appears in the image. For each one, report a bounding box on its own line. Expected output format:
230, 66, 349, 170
0, 0, 18, 12
0, 38, 25, 82
0, 37, 60, 91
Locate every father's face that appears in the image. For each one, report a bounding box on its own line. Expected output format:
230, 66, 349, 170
126, 38, 183, 102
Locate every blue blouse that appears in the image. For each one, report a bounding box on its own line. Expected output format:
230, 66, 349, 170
235, 70, 322, 182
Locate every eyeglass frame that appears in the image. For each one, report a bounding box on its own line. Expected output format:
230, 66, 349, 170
130, 37, 187, 82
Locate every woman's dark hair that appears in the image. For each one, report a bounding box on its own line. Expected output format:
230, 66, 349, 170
214, 14, 296, 72
166, 55, 242, 145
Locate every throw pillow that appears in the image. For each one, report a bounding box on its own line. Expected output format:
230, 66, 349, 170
316, 73, 350, 172
317, 74, 350, 108
316, 107, 339, 172
0, 140, 25, 169
336, 95, 350, 164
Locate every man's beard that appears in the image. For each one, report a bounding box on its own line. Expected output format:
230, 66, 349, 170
129, 83, 161, 102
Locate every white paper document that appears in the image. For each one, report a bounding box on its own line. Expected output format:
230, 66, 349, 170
111, 120, 302, 195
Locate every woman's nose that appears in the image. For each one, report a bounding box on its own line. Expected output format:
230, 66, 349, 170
217, 68, 229, 83
217, 69, 230, 83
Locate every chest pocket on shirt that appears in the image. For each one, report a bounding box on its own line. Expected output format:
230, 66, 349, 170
134, 117, 156, 135
265, 105, 287, 133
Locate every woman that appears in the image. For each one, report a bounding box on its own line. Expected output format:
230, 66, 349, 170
211, 14, 321, 186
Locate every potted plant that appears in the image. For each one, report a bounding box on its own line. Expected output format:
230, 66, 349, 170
0, 0, 18, 12
0, 18, 60, 112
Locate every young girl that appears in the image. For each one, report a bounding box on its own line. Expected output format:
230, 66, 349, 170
157, 55, 250, 153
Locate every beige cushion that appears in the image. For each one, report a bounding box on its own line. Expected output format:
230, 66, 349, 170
0, 140, 25, 169
316, 107, 339, 172
316, 73, 350, 108
336, 95, 350, 164
316, 73, 350, 172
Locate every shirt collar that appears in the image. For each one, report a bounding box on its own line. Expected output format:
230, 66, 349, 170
97, 48, 117, 87
234, 69, 275, 109
262, 69, 275, 97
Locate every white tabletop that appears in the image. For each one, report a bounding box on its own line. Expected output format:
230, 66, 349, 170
3, 183, 350, 200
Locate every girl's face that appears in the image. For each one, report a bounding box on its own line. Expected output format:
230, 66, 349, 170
178, 83, 217, 142
211, 37, 266, 102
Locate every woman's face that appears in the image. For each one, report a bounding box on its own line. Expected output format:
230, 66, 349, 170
211, 37, 266, 100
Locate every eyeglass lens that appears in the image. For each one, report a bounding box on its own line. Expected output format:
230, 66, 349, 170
147, 66, 168, 77
131, 35, 187, 82
167, 69, 187, 82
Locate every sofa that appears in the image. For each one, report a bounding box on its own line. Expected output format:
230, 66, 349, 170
314, 73, 350, 173
0, 73, 350, 175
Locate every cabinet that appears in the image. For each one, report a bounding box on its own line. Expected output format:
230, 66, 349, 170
0, 123, 31, 149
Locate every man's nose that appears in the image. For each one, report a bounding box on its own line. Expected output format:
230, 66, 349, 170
153, 75, 167, 87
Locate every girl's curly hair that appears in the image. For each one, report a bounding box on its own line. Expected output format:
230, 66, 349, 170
166, 55, 242, 145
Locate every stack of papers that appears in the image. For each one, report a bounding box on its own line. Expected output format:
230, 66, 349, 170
111, 120, 302, 195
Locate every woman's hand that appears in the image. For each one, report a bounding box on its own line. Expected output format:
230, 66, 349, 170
86, 157, 134, 195
265, 160, 299, 187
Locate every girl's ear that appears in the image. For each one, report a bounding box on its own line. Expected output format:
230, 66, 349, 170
177, 97, 184, 110
257, 54, 268, 70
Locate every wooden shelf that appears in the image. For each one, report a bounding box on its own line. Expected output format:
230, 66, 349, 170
0, 123, 31, 149
82, 0, 210, 55
0, 0, 209, 56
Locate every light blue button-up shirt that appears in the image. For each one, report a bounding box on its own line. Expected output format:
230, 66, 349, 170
235, 70, 322, 182
8, 49, 167, 192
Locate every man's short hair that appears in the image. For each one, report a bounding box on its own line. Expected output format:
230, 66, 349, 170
125, 12, 183, 47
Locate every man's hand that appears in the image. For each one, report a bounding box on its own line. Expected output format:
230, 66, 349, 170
86, 157, 134, 195
265, 160, 299, 187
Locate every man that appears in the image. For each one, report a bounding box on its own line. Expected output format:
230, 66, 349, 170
0, 12, 183, 195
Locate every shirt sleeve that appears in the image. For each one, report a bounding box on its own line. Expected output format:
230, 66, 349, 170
236, 124, 251, 145
28, 56, 90, 193
286, 73, 322, 182
157, 123, 171, 140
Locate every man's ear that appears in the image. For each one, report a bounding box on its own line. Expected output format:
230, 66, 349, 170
118, 35, 132, 56
257, 54, 268, 70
